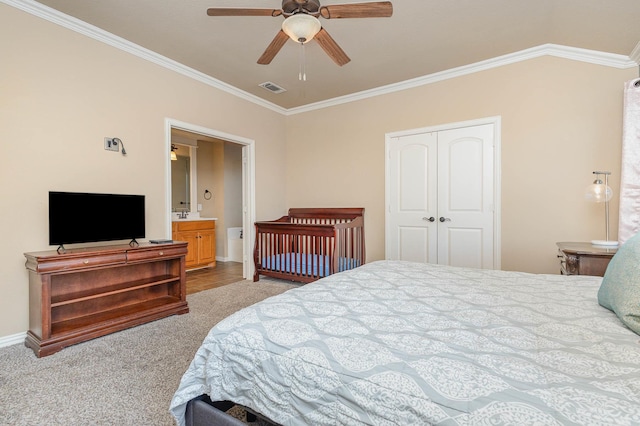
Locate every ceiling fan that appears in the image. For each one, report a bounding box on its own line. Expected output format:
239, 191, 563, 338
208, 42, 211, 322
207, 1, 393, 67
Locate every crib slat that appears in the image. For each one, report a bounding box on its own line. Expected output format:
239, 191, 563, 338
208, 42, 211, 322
307, 234, 312, 279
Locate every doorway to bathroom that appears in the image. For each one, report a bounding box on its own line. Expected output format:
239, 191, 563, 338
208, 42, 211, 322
165, 118, 256, 282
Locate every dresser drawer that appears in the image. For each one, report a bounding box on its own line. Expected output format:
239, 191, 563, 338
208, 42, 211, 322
32, 253, 127, 274
126, 244, 188, 263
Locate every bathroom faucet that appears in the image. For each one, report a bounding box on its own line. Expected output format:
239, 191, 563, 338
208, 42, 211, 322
178, 209, 189, 219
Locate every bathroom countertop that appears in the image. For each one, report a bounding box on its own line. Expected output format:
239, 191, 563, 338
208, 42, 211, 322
172, 217, 217, 222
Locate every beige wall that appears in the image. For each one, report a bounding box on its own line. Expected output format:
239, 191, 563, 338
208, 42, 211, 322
1, 3, 637, 341
285, 57, 637, 274
222, 143, 244, 257
0, 5, 287, 338
195, 140, 243, 259
196, 140, 222, 222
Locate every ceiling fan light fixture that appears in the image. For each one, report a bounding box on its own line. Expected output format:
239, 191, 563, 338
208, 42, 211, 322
282, 14, 321, 43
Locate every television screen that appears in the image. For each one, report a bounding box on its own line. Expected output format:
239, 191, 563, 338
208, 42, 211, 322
49, 191, 145, 246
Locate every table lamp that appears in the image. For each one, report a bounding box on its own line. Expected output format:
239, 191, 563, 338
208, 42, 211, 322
584, 171, 618, 247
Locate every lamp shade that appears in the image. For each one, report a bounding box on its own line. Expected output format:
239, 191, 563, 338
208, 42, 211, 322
282, 14, 321, 44
584, 181, 613, 203
584, 171, 617, 247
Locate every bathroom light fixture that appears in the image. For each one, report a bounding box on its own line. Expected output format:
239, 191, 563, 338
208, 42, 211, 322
281, 14, 321, 81
584, 171, 617, 247
171, 144, 178, 161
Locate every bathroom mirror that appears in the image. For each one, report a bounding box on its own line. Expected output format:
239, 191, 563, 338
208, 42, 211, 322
171, 144, 192, 212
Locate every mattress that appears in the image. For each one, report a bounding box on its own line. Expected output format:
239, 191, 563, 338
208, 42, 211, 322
170, 260, 640, 425
259, 253, 360, 277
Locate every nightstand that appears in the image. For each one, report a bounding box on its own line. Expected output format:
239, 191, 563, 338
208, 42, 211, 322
556, 242, 617, 277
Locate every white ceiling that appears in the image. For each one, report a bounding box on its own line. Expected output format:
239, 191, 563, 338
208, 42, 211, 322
27, 0, 640, 109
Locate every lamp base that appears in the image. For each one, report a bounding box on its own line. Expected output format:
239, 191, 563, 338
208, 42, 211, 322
591, 239, 619, 247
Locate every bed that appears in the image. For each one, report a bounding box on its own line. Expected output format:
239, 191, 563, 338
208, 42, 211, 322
170, 258, 640, 426
253, 208, 365, 283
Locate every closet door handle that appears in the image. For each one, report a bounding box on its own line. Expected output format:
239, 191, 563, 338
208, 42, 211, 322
423, 217, 435, 222
439, 217, 451, 222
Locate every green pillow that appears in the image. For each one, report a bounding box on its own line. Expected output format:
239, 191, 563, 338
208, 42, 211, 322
598, 231, 640, 335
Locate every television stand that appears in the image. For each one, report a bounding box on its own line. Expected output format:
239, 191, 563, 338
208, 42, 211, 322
24, 242, 189, 357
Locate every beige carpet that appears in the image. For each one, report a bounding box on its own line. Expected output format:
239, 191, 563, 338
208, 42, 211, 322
0, 279, 296, 426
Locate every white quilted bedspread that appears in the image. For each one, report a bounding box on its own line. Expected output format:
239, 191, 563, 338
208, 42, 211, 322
170, 260, 640, 425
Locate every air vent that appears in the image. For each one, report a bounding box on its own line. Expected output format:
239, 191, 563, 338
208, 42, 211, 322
259, 81, 287, 94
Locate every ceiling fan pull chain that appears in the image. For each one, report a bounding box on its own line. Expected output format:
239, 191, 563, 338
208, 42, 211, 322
299, 42, 307, 81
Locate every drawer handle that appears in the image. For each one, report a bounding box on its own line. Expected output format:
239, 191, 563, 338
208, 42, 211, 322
159, 251, 164, 256
83, 260, 89, 264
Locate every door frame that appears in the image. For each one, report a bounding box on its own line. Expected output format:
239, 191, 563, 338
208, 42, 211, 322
164, 118, 256, 280
384, 116, 502, 269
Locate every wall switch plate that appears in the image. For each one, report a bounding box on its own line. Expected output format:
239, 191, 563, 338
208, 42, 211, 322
104, 137, 119, 152
197, 204, 203, 211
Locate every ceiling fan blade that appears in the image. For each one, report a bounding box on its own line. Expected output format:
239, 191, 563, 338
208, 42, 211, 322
257, 30, 290, 65
314, 28, 350, 66
207, 8, 282, 17
319, 1, 393, 19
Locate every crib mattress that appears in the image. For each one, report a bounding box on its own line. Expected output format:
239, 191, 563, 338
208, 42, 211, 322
259, 253, 360, 277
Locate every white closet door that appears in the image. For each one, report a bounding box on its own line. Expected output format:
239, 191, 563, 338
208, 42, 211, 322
386, 122, 496, 269
437, 124, 495, 269
387, 132, 438, 263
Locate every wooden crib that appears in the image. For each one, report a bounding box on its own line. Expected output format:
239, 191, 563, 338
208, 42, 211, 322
253, 208, 365, 283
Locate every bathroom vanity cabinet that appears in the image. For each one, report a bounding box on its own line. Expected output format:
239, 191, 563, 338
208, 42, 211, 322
172, 220, 216, 269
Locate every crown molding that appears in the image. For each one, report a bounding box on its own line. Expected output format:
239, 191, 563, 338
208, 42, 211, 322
4, 0, 638, 116
286, 44, 638, 115
630, 41, 640, 68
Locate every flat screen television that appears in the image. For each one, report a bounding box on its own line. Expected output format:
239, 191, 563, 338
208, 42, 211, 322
49, 191, 145, 247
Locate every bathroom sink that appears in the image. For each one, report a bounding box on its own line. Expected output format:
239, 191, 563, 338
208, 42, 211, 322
172, 214, 217, 222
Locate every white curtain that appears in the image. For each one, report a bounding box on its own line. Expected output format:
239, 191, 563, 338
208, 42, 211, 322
618, 78, 640, 245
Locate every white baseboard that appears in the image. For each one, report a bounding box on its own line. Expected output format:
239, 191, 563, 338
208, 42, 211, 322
0, 332, 26, 348
217, 256, 245, 263
216, 256, 244, 263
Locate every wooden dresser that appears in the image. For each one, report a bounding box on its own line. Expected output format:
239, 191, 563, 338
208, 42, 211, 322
24, 242, 189, 357
556, 242, 617, 277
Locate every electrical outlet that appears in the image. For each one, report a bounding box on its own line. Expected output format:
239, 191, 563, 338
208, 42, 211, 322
104, 137, 119, 152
